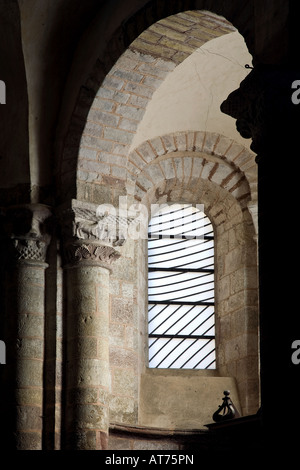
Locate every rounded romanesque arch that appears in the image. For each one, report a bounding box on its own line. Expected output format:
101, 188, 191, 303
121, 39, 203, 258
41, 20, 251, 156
131, 144, 259, 418
54, 3, 259, 444
57, 8, 254, 204
129, 131, 256, 201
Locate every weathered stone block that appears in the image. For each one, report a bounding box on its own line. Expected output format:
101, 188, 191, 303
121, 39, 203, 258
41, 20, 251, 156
159, 37, 194, 54
17, 314, 44, 338
109, 345, 137, 368
111, 292, 134, 326
67, 336, 98, 359
15, 431, 42, 450
66, 387, 101, 405
15, 388, 43, 406
97, 87, 130, 104
183, 156, 193, 180
18, 284, 45, 315
118, 283, 134, 300
68, 358, 110, 388
227, 290, 245, 313
112, 367, 137, 396
116, 104, 144, 121
131, 38, 175, 60
69, 314, 109, 341
225, 247, 245, 275
102, 75, 125, 91
103, 127, 133, 145
142, 75, 164, 89
16, 359, 43, 388
124, 81, 154, 98
67, 288, 97, 316
210, 163, 234, 185
161, 135, 176, 153
214, 135, 233, 157
79, 146, 99, 161
18, 265, 45, 285
16, 337, 44, 359
118, 118, 139, 132
217, 275, 230, 301
108, 435, 131, 450
109, 395, 137, 424
230, 268, 245, 294
109, 323, 126, 347
71, 403, 108, 430
16, 405, 42, 431
159, 159, 175, 179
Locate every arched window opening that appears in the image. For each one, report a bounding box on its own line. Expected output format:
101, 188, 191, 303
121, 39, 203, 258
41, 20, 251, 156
147, 204, 216, 369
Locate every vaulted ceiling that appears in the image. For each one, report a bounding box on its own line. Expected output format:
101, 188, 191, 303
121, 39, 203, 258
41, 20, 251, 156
0, 0, 291, 206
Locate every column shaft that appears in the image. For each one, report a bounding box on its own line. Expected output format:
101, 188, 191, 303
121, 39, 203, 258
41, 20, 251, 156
0, 204, 52, 450
3, 261, 48, 449
63, 263, 110, 450
59, 199, 123, 450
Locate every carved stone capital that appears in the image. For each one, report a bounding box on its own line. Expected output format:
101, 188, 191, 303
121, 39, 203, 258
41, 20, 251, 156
58, 199, 135, 247
57, 199, 137, 267
12, 238, 49, 262
221, 64, 300, 155
63, 241, 121, 268
0, 204, 52, 263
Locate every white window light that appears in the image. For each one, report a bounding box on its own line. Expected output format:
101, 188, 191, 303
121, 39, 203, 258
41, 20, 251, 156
147, 204, 216, 369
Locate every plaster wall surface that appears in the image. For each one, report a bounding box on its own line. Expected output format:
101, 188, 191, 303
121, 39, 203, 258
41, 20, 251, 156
130, 31, 253, 152
139, 370, 240, 429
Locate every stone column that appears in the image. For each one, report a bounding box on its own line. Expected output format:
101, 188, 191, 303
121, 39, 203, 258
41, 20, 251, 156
0, 204, 52, 450
59, 200, 126, 450
221, 64, 300, 446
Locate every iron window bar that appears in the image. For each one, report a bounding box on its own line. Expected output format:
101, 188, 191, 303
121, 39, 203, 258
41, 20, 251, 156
149, 304, 215, 336
148, 241, 214, 264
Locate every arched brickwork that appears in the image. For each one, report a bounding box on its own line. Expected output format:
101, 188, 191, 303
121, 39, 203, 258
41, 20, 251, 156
57, 5, 254, 203
73, 128, 257, 232
128, 131, 256, 206
133, 156, 259, 416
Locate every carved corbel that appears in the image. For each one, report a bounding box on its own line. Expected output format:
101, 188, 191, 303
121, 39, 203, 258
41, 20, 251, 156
57, 199, 135, 267
221, 64, 300, 155
58, 199, 136, 245
0, 204, 52, 263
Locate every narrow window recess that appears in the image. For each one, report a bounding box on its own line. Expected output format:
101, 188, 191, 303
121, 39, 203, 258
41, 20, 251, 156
147, 204, 216, 369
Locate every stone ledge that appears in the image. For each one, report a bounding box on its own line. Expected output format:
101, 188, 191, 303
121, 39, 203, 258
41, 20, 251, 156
109, 422, 208, 438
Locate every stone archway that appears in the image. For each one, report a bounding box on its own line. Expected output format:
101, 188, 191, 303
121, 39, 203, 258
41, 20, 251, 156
57, 7, 254, 204
130, 131, 256, 201
55, 5, 258, 449
130, 146, 259, 418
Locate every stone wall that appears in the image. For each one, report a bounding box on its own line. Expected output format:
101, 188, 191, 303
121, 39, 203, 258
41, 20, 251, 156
59, 11, 240, 203
139, 371, 241, 430
0, 5, 264, 451
109, 238, 139, 425
129, 171, 259, 420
